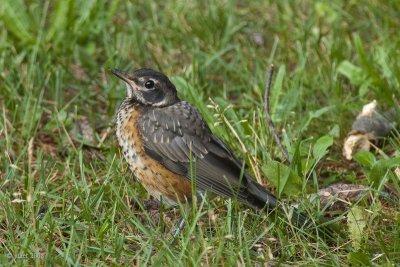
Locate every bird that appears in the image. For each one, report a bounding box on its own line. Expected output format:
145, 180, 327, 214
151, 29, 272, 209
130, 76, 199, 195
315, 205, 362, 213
110, 68, 310, 229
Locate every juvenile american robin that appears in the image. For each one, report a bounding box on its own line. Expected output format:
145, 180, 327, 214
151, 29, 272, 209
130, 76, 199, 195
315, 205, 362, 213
111, 68, 308, 227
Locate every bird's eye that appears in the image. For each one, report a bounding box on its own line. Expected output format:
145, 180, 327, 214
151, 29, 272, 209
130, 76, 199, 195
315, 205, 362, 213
144, 80, 155, 89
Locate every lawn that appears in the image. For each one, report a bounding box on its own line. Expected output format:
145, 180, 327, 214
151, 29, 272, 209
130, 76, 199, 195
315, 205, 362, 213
0, 0, 399, 265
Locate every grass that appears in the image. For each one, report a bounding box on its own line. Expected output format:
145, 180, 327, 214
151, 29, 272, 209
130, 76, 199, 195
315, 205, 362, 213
0, 0, 399, 265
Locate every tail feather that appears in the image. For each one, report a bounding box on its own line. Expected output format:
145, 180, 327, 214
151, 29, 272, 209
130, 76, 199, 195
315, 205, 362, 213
245, 178, 277, 211
246, 178, 339, 240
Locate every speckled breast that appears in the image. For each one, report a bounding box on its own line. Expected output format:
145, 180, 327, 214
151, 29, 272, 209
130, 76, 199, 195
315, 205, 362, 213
116, 105, 146, 172
115, 101, 192, 206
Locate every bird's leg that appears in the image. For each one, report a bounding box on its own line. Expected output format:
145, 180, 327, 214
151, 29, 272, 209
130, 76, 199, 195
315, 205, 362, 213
169, 202, 190, 244
171, 217, 185, 239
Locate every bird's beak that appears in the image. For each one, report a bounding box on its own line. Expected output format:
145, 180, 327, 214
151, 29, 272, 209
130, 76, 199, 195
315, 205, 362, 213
110, 68, 137, 98
110, 68, 130, 83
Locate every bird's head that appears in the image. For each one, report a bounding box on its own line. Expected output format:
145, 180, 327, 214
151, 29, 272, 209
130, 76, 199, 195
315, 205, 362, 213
110, 68, 179, 107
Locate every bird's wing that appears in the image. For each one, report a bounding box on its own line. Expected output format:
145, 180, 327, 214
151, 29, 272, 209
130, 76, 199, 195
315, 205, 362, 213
138, 101, 255, 201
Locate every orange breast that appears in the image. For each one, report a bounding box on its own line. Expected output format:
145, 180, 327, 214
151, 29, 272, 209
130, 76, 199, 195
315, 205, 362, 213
116, 105, 192, 205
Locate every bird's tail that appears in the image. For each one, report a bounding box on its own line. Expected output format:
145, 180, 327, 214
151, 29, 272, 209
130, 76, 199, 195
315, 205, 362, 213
245, 178, 338, 239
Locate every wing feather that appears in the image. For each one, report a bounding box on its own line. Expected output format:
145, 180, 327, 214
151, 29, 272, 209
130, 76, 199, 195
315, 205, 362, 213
138, 101, 270, 208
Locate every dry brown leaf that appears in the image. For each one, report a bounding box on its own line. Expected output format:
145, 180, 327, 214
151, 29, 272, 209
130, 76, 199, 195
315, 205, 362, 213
69, 115, 95, 145
318, 183, 369, 211
343, 100, 396, 160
